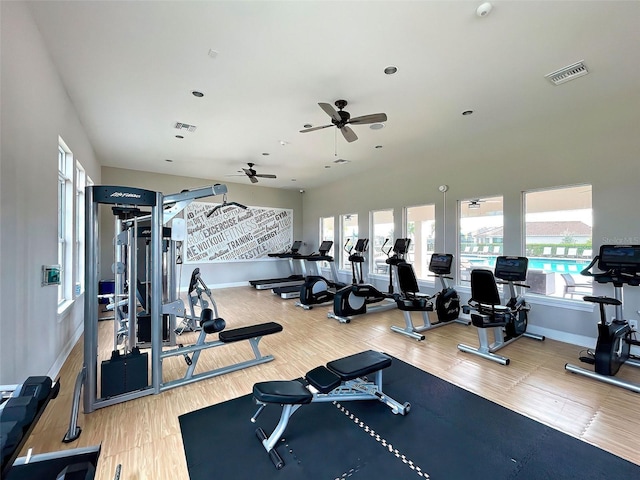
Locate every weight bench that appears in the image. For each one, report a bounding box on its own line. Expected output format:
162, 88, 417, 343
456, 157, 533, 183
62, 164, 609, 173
251, 350, 410, 469
160, 309, 283, 390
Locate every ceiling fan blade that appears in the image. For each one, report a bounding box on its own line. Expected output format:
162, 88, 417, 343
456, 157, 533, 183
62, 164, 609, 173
348, 113, 387, 125
249, 176, 258, 184
300, 124, 334, 133
319, 102, 341, 122
341, 125, 358, 143
254, 174, 277, 179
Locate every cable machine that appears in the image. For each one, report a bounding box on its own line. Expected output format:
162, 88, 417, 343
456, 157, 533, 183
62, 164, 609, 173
64, 184, 229, 441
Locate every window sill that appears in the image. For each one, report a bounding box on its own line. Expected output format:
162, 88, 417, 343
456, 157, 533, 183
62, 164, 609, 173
57, 299, 75, 319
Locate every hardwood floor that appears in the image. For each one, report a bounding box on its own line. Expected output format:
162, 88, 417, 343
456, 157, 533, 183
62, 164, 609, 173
21, 286, 640, 479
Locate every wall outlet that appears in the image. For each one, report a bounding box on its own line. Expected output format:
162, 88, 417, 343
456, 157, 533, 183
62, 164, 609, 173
629, 319, 638, 332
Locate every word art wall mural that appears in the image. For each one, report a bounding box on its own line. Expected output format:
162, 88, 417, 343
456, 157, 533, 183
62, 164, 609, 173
185, 202, 293, 262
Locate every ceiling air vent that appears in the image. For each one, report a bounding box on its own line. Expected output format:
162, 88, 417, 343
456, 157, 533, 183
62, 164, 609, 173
174, 122, 197, 132
545, 61, 589, 86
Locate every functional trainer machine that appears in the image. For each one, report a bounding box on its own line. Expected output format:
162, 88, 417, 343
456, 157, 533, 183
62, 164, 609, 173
390, 253, 468, 341
328, 238, 410, 323
565, 244, 640, 393
458, 256, 545, 365
250, 350, 410, 469
64, 184, 282, 442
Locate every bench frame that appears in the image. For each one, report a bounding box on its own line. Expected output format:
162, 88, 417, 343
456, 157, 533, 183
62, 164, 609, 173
251, 351, 410, 469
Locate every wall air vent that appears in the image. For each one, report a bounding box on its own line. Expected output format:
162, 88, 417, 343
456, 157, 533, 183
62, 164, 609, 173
174, 122, 197, 132
545, 61, 589, 85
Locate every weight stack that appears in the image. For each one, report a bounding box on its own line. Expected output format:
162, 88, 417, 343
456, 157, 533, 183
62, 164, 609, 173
101, 349, 148, 398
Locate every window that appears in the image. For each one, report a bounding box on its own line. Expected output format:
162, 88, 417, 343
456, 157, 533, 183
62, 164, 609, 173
75, 162, 91, 296
58, 140, 73, 307
339, 214, 359, 270
524, 185, 593, 298
320, 216, 335, 268
406, 204, 435, 280
371, 209, 394, 275
459, 196, 503, 282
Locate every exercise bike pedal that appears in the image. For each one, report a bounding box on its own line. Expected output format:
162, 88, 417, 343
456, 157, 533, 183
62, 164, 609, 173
579, 356, 596, 365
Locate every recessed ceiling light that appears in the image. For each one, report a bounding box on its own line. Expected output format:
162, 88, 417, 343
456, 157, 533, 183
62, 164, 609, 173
262, 152, 270, 156
304, 124, 312, 128
165, 159, 174, 163
375, 145, 383, 149
384, 66, 398, 75
175, 135, 184, 139
191, 91, 204, 98
462, 110, 474, 116
280, 140, 289, 146
370, 123, 385, 130
208, 49, 218, 59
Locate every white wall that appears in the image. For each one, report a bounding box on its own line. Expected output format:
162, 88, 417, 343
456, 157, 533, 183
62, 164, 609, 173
302, 92, 640, 347
0, 2, 101, 384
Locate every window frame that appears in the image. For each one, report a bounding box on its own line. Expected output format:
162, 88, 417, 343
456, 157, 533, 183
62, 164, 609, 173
58, 139, 74, 309
370, 209, 395, 276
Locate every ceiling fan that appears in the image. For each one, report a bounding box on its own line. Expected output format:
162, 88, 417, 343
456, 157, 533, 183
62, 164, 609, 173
467, 198, 501, 209
228, 163, 276, 184
300, 99, 387, 143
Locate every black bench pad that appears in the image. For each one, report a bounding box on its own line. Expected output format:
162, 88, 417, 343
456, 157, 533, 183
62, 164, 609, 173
253, 380, 313, 405
305, 366, 341, 393
327, 350, 391, 381
219, 322, 283, 343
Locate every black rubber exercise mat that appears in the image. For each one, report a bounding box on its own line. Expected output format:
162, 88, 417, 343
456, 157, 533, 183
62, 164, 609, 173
179, 356, 640, 479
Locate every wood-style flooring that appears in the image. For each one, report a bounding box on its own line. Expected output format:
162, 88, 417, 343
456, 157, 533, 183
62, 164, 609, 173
20, 286, 640, 479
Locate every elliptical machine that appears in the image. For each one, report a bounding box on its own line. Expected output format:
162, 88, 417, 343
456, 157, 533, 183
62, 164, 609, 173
391, 253, 468, 341
565, 244, 640, 393
296, 241, 345, 309
328, 238, 410, 323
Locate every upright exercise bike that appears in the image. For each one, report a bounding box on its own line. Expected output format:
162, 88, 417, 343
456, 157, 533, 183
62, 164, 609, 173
565, 244, 640, 393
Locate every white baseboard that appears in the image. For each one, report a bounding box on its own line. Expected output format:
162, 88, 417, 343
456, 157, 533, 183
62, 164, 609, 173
47, 320, 84, 381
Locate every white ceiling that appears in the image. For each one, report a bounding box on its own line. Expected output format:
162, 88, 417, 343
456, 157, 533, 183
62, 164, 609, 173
27, 1, 640, 189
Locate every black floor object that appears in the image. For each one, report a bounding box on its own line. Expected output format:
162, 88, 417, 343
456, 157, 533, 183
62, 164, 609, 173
179, 356, 640, 479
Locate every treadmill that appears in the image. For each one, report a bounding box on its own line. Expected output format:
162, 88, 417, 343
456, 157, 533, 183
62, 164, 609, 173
249, 241, 306, 290
272, 241, 332, 299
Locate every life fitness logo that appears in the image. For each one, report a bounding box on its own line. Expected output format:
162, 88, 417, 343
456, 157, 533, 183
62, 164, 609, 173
110, 191, 142, 199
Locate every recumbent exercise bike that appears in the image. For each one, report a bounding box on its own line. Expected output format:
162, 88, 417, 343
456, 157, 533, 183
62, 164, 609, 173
565, 244, 640, 393
458, 256, 544, 365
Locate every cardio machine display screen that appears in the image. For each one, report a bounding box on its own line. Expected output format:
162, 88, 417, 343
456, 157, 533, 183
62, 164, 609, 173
429, 254, 453, 275
318, 240, 333, 253
598, 245, 640, 271
494, 256, 528, 281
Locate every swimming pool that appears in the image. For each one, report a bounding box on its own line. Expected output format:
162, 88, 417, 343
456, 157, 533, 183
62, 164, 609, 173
464, 255, 590, 273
